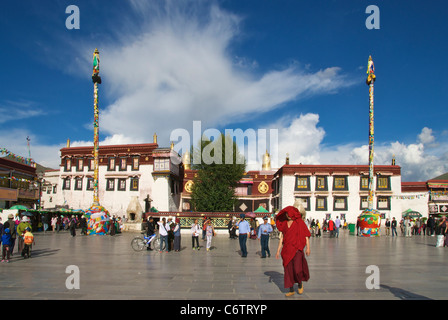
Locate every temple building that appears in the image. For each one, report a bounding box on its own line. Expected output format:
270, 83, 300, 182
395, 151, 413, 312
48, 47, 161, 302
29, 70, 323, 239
36, 137, 441, 228
47, 135, 182, 220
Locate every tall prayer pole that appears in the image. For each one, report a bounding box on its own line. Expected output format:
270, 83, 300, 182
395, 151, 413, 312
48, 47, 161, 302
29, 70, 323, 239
85, 49, 110, 235
358, 55, 381, 237
366, 55, 376, 210
92, 48, 102, 206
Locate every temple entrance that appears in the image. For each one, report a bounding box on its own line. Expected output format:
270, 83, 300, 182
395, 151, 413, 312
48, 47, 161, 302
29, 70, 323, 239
129, 212, 136, 221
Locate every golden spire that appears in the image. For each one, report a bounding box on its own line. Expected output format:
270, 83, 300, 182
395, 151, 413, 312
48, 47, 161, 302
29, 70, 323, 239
153, 133, 158, 144
262, 150, 271, 171
182, 151, 191, 170
66, 138, 71, 148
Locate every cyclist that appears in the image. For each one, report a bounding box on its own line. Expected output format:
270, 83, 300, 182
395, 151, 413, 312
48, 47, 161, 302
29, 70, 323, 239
146, 217, 156, 251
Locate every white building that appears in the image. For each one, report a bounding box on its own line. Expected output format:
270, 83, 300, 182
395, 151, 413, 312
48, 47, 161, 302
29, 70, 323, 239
272, 164, 407, 224
45, 138, 182, 219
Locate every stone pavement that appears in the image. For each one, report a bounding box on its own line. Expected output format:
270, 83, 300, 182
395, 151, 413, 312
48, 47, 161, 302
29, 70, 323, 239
0, 229, 447, 301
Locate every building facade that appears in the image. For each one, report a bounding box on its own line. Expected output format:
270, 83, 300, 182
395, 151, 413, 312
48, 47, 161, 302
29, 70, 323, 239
0, 157, 38, 210
272, 164, 405, 223
49, 139, 182, 219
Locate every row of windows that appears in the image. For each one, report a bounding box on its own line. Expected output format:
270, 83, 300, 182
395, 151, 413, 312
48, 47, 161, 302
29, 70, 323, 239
295, 196, 391, 211
295, 176, 391, 192
62, 177, 139, 191
64, 157, 140, 172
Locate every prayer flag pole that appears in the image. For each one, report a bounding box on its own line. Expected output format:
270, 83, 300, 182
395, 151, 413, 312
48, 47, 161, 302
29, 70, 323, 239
85, 48, 111, 236
366, 55, 376, 210
92, 48, 102, 206
358, 56, 381, 237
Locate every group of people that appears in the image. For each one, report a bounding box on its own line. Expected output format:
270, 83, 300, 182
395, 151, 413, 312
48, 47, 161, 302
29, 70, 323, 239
0, 214, 35, 262
308, 217, 344, 238
143, 199, 312, 298
380, 215, 447, 239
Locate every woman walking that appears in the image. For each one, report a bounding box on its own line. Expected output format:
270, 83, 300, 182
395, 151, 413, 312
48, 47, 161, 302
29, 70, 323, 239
205, 219, 215, 251
191, 219, 201, 250
157, 218, 170, 253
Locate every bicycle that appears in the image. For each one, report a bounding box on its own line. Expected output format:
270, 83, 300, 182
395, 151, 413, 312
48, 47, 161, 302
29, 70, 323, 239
131, 233, 165, 252
270, 226, 280, 240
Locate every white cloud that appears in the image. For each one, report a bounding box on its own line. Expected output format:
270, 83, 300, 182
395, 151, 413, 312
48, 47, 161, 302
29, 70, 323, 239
257, 116, 448, 182
65, 0, 353, 149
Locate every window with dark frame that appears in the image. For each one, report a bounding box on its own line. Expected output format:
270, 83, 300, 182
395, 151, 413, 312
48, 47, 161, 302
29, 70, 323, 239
75, 177, 83, 190
334, 196, 347, 211
132, 156, 139, 171
119, 157, 127, 171
315, 176, 327, 191
130, 177, 139, 191
106, 178, 115, 191
295, 176, 310, 191
377, 176, 390, 190
65, 158, 71, 172
108, 157, 116, 171
77, 158, 84, 172
88, 158, 94, 171
377, 196, 391, 210
333, 176, 348, 191
63, 177, 71, 190
315, 197, 327, 211
360, 196, 369, 210
360, 176, 369, 190
87, 178, 94, 191
118, 178, 126, 191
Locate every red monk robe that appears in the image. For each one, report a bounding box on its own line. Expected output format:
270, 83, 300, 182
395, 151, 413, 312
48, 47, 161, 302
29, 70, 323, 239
276, 206, 311, 289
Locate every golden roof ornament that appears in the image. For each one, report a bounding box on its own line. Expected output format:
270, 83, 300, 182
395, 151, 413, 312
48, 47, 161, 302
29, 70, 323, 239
182, 151, 191, 170
262, 150, 271, 171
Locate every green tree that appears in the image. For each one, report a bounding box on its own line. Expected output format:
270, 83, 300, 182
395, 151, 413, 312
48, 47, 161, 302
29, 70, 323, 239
190, 133, 246, 212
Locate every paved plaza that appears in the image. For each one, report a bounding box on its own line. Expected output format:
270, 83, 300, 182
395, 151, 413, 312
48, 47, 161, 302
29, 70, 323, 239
0, 228, 447, 301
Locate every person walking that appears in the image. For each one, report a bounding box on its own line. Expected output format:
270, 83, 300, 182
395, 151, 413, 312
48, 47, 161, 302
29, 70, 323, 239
391, 217, 398, 237
3, 214, 17, 255
80, 215, 87, 235
17, 216, 31, 256
146, 217, 156, 251
258, 216, 273, 258
385, 218, 390, 236
315, 219, 321, 237
334, 216, 341, 238
205, 219, 215, 251
191, 219, 201, 250
157, 218, 170, 253
1, 228, 12, 263
328, 219, 335, 238
275, 205, 311, 297
51, 215, 57, 233
69, 215, 77, 237
427, 216, 435, 236
22, 227, 35, 259
173, 218, 182, 252
236, 213, 250, 258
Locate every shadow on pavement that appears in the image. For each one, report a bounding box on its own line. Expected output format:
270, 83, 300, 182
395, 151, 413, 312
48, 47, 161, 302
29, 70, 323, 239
380, 284, 433, 300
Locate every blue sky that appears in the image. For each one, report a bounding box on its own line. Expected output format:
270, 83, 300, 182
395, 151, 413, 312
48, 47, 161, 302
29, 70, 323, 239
0, 0, 447, 181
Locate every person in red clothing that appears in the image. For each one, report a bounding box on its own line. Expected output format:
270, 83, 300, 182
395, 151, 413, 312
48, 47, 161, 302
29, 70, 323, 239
328, 219, 335, 238
275, 203, 311, 297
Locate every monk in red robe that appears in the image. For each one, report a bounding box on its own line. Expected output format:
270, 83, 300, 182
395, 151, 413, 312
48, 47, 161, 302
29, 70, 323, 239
275, 205, 311, 296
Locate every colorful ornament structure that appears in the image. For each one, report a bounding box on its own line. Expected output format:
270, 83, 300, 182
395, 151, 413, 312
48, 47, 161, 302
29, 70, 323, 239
85, 205, 110, 235
358, 208, 381, 237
